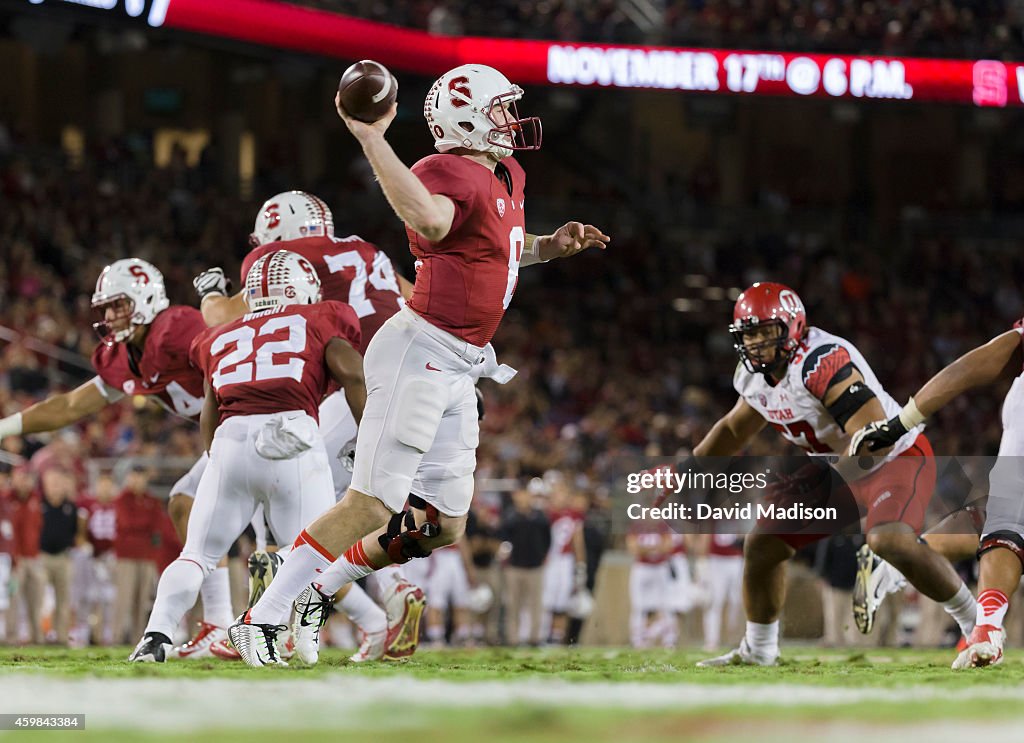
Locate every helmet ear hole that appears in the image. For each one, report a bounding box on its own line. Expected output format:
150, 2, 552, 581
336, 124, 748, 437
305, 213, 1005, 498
459, 121, 475, 133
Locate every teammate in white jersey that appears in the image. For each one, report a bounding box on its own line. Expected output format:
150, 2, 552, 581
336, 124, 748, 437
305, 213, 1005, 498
853, 318, 1024, 668
695, 282, 976, 666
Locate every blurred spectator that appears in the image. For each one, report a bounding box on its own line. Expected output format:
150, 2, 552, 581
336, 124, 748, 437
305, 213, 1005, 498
5, 468, 43, 644
465, 502, 502, 644
38, 468, 80, 645
111, 469, 163, 644
626, 518, 675, 648
75, 473, 119, 645
499, 486, 550, 645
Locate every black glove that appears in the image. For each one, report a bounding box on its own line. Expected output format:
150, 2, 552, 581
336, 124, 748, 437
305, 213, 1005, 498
193, 267, 232, 301
849, 415, 907, 455
475, 386, 485, 421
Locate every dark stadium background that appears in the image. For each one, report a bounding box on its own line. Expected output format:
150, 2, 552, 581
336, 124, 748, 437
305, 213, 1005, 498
2, 0, 1023, 648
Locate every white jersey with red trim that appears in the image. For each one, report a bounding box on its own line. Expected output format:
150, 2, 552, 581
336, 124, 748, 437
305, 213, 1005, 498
734, 326, 921, 458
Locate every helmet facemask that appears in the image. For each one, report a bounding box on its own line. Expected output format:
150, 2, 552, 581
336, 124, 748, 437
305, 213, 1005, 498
92, 296, 140, 346
730, 319, 795, 376
483, 89, 542, 159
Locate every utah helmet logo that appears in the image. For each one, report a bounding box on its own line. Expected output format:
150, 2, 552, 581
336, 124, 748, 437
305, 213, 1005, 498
496, 199, 506, 217
778, 289, 804, 316
448, 76, 472, 108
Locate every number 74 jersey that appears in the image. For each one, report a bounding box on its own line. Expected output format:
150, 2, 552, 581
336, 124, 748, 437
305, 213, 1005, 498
189, 300, 361, 422
734, 326, 919, 457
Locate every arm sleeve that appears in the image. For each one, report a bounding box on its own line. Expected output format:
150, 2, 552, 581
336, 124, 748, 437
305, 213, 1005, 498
801, 343, 858, 402
90, 375, 125, 403
411, 158, 477, 239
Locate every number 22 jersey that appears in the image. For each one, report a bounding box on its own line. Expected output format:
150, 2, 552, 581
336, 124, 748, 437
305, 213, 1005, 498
189, 301, 361, 422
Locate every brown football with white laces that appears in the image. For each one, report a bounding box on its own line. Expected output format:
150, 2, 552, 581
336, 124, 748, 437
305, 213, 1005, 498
338, 60, 397, 123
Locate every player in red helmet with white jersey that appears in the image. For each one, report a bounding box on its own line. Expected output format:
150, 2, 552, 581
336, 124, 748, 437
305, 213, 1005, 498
232, 63, 609, 668
852, 318, 1024, 668
694, 282, 976, 667
0, 258, 240, 660
130, 250, 366, 663
195, 190, 424, 662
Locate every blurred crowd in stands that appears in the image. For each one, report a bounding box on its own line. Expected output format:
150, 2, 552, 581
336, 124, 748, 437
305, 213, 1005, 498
0, 110, 1020, 647
288, 0, 1024, 59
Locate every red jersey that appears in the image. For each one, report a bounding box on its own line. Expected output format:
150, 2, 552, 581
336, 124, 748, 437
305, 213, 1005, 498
9, 491, 42, 559
548, 508, 584, 556
629, 519, 671, 564
242, 236, 403, 353
113, 490, 163, 561
407, 154, 527, 346
78, 497, 117, 557
190, 301, 361, 422
91, 305, 207, 420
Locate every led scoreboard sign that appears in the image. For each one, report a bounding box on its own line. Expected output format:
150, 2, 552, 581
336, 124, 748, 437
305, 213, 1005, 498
22, 0, 1024, 107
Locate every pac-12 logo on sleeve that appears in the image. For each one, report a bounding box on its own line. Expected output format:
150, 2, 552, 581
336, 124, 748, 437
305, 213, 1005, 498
496, 199, 506, 217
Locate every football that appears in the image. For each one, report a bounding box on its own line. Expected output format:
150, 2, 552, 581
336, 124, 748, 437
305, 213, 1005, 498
337, 60, 397, 123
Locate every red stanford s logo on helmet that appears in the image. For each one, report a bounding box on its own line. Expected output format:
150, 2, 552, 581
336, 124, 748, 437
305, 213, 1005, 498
729, 282, 808, 375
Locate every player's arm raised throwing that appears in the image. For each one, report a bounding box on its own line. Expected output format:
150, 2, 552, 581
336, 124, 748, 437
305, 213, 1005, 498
336, 100, 456, 242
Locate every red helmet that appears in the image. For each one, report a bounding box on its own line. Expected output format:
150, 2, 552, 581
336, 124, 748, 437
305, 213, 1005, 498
729, 282, 807, 373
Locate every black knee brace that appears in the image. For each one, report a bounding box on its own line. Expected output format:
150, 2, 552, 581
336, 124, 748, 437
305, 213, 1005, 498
977, 530, 1024, 569
378, 503, 441, 564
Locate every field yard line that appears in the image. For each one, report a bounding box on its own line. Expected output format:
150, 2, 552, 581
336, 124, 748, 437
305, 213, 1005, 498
1, 675, 1024, 731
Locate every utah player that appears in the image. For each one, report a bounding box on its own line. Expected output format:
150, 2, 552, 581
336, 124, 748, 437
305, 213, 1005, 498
0, 259, 238, 659
130, 250, 366, 662
195, 190, 422, 661
230, 63, 609, 667
695, 282, 976, 666
852, 319, 1024, 668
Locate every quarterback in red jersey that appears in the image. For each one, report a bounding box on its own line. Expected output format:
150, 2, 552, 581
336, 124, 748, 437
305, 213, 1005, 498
233, 63, 609, 668
0, 258, 240, 658
195, 191, 425, 662
130, 250, 366, 663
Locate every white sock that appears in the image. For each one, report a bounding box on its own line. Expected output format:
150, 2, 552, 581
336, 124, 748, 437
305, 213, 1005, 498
145, 559, 207, 639
315, 540, 380, 596
200, 567, 235, 628
744, 620, 779, 657
248, 530, 333, 625
942, 583, 977, 637
336, 584, 387, 634
365, 565, 403, 598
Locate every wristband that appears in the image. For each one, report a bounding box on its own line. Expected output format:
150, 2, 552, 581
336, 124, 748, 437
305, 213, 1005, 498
898, 397, 926, 430
0, 413, 23, 438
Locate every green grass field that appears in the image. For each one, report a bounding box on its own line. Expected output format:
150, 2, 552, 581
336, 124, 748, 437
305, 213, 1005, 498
1, 647, 1022, 742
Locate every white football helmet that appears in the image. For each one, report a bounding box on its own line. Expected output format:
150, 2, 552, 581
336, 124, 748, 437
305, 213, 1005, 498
466, 584, 494, 614
244, 250, 322, 312
91, 258, 170, 345
424, 64, 541, 160
249, 191, 334, 248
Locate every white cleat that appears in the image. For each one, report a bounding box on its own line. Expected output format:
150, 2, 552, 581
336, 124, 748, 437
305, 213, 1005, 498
293, 585, 333, 665
697, 638, 778, 667
952, 624, 1005, 670
228, 616, 289, 668
168, 622, 228, 660
383, 580, 426, 659
349, 629, 388, 663
852, 545, 905, 634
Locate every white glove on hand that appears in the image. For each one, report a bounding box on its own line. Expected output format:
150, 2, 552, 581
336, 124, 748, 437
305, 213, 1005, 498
193, 267, 231, 301
338, 437, 357, 473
